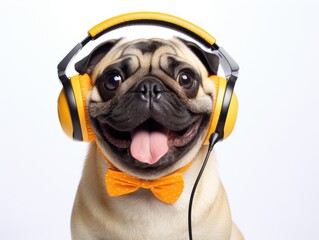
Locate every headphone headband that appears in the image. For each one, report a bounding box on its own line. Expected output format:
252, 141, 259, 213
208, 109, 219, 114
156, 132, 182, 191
88, 12, 216, 47
58, 11, 239, 82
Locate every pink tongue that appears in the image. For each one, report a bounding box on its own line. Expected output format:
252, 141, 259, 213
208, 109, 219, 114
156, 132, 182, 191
130, 129, 169, 164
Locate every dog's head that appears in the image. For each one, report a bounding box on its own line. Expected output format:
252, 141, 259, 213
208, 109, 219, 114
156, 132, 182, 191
76, 38, 219, 178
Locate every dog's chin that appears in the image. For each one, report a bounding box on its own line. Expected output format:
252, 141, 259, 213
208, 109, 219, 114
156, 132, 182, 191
95, 115, 210, 175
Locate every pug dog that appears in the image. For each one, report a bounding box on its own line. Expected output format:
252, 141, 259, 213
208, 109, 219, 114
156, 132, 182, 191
70, 37, 243, 240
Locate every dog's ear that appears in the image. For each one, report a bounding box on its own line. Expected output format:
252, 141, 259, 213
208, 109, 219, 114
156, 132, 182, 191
75, 39, 122, 75
178, 38, 219, 75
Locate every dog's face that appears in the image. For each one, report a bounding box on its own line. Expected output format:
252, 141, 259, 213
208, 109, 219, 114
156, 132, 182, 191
76, 38, 219, 178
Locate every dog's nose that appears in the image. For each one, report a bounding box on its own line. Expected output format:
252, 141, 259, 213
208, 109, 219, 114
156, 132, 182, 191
135, 78, 165, 102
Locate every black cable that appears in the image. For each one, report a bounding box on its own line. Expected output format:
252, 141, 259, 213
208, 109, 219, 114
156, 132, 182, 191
188, 132, 220, 240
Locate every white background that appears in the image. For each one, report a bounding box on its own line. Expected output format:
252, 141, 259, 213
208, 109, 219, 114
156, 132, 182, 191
1, 0, 318, 239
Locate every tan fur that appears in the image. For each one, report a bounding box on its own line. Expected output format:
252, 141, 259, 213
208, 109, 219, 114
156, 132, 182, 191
71, 38, 243, 239
71, 144, 243, 239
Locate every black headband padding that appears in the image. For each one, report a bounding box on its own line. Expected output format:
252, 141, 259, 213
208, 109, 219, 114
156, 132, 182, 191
92, 19, 212, 48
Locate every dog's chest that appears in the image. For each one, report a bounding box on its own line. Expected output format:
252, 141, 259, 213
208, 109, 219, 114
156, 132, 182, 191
96, 186, 222, 240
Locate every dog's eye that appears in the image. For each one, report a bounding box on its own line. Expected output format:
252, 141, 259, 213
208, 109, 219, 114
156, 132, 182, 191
103, 73, 122, 90
178, 72, 195, 89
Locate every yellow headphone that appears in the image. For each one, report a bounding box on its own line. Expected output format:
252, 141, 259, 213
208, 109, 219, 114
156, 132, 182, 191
57, 12, 239, 144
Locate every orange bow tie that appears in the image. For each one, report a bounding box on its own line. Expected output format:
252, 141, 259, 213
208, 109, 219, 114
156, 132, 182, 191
97, 146, 191, 204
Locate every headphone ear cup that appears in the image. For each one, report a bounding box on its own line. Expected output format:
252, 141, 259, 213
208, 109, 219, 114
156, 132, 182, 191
57, 87, 74, 140
203, 75, 238, 145
57, 74, 96, 142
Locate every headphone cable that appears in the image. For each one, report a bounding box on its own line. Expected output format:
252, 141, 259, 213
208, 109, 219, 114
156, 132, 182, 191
188, 132, 220, 240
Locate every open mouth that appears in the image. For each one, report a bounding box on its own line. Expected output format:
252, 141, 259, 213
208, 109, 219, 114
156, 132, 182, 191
98, 117, 203, 165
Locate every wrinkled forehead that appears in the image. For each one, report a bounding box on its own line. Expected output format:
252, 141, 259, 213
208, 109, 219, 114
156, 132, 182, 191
91, 38, 207, 81
121, 38, 176, 55
120, 38, 203, 65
